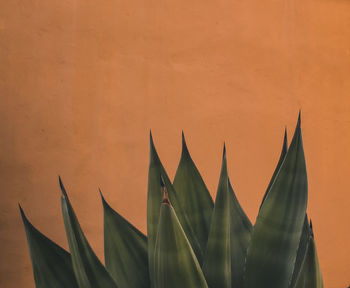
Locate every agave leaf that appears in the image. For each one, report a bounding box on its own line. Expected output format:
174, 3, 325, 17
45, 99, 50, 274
228, 178, 252, 288
289, 215, 311, 288
244, 114, 308, 288
101, 191, 150, 288
153, 189, 208, 288
19, 205, 79, 288
260, 129, 288, 210
59, 178, 117, 288
173, 132, 214, 253
147, 132, 203, 283
202, 145, 232, 288
294, 221, 323, 288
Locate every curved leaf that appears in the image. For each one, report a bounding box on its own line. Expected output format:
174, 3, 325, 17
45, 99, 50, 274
20, 205, 78, 288
202, 145, 231, 288
228, 178, 252, 288
173, 132, 214, 253
289, 215, 310, 288
59, 177, 117, 288
101, 192, 150, 288
147, 132, 203, 283
294, 221, 323, 288
154, 190, 208, 288
260, 129, 288, 210
244, 115, 308, 288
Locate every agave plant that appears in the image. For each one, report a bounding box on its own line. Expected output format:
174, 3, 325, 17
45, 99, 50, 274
20, 115, 323, 288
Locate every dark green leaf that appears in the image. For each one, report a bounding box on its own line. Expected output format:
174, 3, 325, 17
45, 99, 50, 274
202, 145, 231, 288
147, 132, 203, 283
20, 205, 78, 288
289, 215, 310, 288
260, 128, 288, 210
228, 178, 252, 288
154, 198, 208, 288
294, 221, 323, 288
59, 177, 117, 288
101, 192, 150, 288
173, 132, 214, 254
244, 114, 308, 288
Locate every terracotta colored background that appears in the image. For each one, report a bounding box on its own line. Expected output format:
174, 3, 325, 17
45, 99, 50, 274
1, 0, 349, 287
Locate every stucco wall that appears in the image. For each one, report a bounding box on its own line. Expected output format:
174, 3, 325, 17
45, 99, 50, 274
1, 0, 349, 287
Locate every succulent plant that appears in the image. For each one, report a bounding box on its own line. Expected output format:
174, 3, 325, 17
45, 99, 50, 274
20, 115, 323, 288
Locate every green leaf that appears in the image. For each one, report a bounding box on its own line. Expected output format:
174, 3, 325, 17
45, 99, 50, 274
294, 221, 323, 288
147, 132, 203, 283
101, 191, 150, 288
202, 145, 232, 288
260, 128, 288, 210
153, 194, 208, 288
20, 205, 79, 288
244, 114, 308, 288
173, 132, 214, 254
228, 178, 252, 288
59, 177, 117, 288
289, 215, 311, 288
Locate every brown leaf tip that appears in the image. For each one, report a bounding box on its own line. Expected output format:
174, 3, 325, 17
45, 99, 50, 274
160, 175, 171, 205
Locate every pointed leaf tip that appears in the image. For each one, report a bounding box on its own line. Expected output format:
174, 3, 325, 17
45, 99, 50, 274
103, 191, 149, 288
149, 130, 156, 153
310, 219, 314, 238
245, 111, 307, 288
21, 202, 79, 288
19, 204, 28, 224
223, 143, 226, 159
149, 130, 160, 163
259, 128, 289, 210
19, 205, 37, 237
283, 128, 288, 153
150, 130, 154, 146
202, 149, 231, 288
181, 131, 190, 156
173, 131, 214, 265
58, 176, 68, 198
227, 176, 232, 187
290, 111, 303, 146
284, 127, 288, 143
61, 192, 117, 287
99, 188, 108, 207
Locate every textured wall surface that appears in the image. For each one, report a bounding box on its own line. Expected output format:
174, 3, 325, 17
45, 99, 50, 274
1, 0, 349, 287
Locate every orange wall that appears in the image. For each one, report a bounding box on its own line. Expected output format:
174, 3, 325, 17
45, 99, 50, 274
1, 0, 349, 287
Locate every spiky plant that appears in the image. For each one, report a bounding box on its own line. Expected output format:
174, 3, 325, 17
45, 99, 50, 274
20, 115, 323, 288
